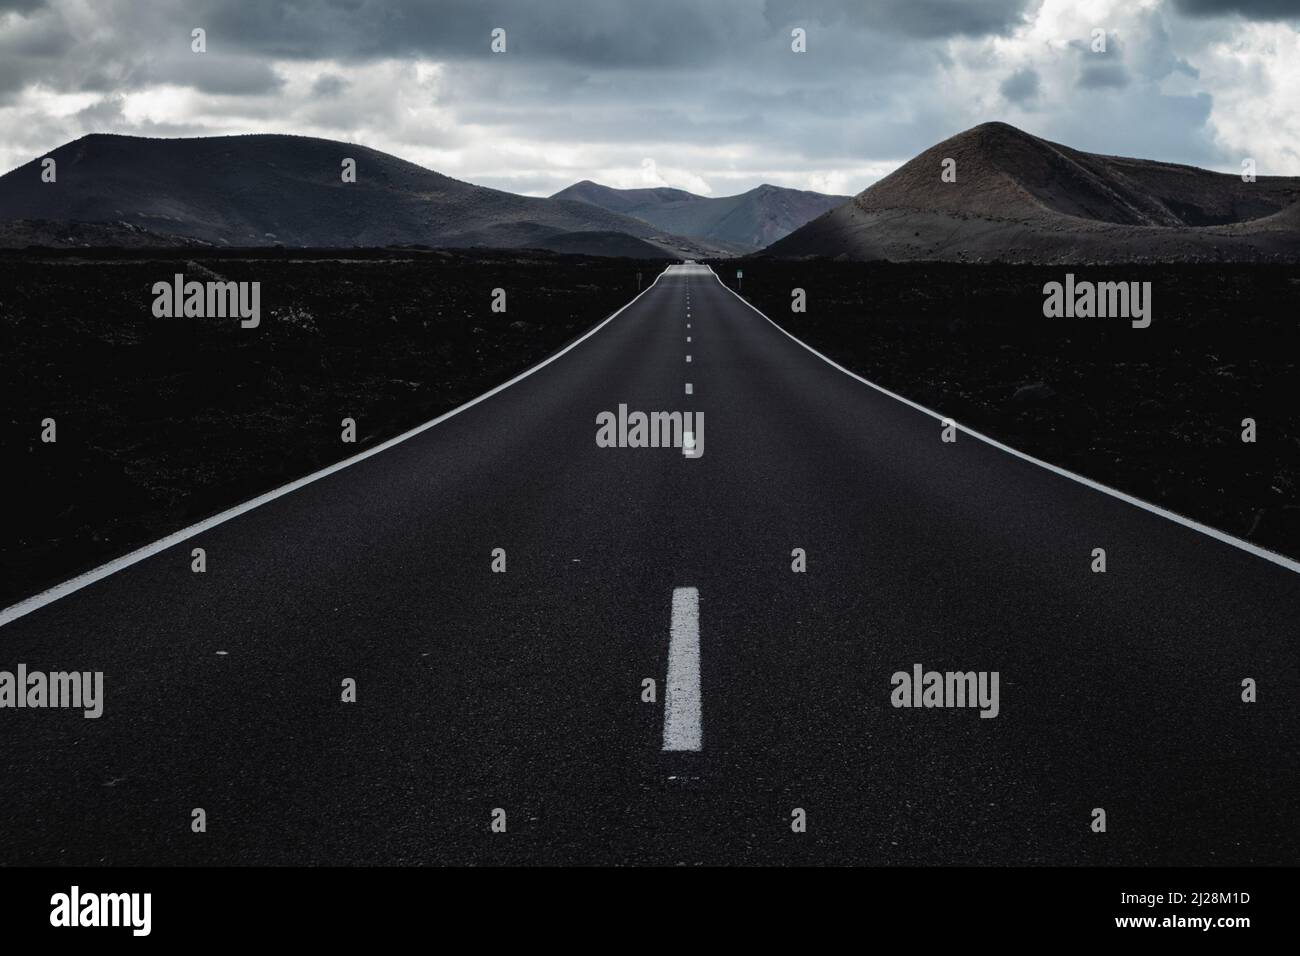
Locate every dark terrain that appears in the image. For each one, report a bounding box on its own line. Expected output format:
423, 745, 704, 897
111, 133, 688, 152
2, 261, 1296, 870
0, 133, 737, 258
771, 122, 1300, 262
731, 260, 1300, 560
552, 180, 848, 250
7, 252, 1296, 611
1, 248, 664, 606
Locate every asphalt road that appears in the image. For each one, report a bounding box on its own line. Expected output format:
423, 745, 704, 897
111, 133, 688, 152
2, 263, 1297, 865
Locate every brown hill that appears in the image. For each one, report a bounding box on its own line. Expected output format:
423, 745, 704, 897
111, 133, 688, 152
767, 122, 1300, 262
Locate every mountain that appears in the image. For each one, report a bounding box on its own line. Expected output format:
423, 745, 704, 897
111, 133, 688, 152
767, 122, 1300, 263
514, 229, 676, 258
551, 180, 849, 250
0, 133, 736, 257
550, 181, 700, 216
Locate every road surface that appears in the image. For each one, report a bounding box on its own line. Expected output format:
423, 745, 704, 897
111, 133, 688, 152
2, 264, 1297, 865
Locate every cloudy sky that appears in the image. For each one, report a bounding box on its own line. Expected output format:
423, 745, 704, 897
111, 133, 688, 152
1, 0, 1299, 197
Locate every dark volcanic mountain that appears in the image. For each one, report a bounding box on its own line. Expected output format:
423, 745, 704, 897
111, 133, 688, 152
551, 180, 849, 251
768, 122, 1300, 263
550, 181, 700, 215
0, 133, 734, 257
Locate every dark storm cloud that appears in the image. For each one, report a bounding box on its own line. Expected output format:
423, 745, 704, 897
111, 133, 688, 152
192, 0, 760, 67
1171, 0, 1300, 20
1067, 32, 1130, 91
130, 48, 287, 96
1, 0, 1294, 190
1000, 67, 1040, 104
5, 0, 1041, 89
0, 1, 284, 96
1078, 63, 1130, 89
311, 73, 348, 97
762, 0, 1038, 38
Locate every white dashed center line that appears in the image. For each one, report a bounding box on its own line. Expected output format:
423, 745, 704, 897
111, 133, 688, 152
663, 587, 701, 751
685, 383, 693, 395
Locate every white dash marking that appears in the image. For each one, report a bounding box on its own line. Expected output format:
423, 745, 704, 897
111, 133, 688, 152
663, 587, 701, 751
687, 336, 692, 342
686, 355, 692, 363
685, 383, 693, 395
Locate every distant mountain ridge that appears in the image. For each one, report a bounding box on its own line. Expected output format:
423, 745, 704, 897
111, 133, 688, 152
0, 133, 736, 257
550, 180, 849, 251
552, 181, 700, 215
768, 122, 1300, 263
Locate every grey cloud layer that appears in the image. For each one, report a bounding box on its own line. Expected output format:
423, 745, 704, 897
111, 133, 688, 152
0, 1, 1292, 190
2, 0, 1043, 94
1172, 0, 1300, 19
763, 0, 1039, 38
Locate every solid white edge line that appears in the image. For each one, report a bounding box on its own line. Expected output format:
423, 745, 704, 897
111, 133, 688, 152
663, 586, 702, 751
708, 265, 1300, 576
0, 265, 678, 628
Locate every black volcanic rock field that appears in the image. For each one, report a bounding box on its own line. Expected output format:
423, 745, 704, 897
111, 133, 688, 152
731, 260, 1300, 560
1, 248, 664, 606
770, 122, 1300, 263
6, 247, 1296, 611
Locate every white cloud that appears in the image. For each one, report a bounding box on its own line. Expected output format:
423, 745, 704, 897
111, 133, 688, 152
1196, 20, 1300, 171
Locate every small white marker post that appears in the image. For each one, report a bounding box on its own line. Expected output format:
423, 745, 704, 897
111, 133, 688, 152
664, 587, 701, 751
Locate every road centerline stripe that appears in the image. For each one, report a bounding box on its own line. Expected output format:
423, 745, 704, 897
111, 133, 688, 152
663, 587, 702, 752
